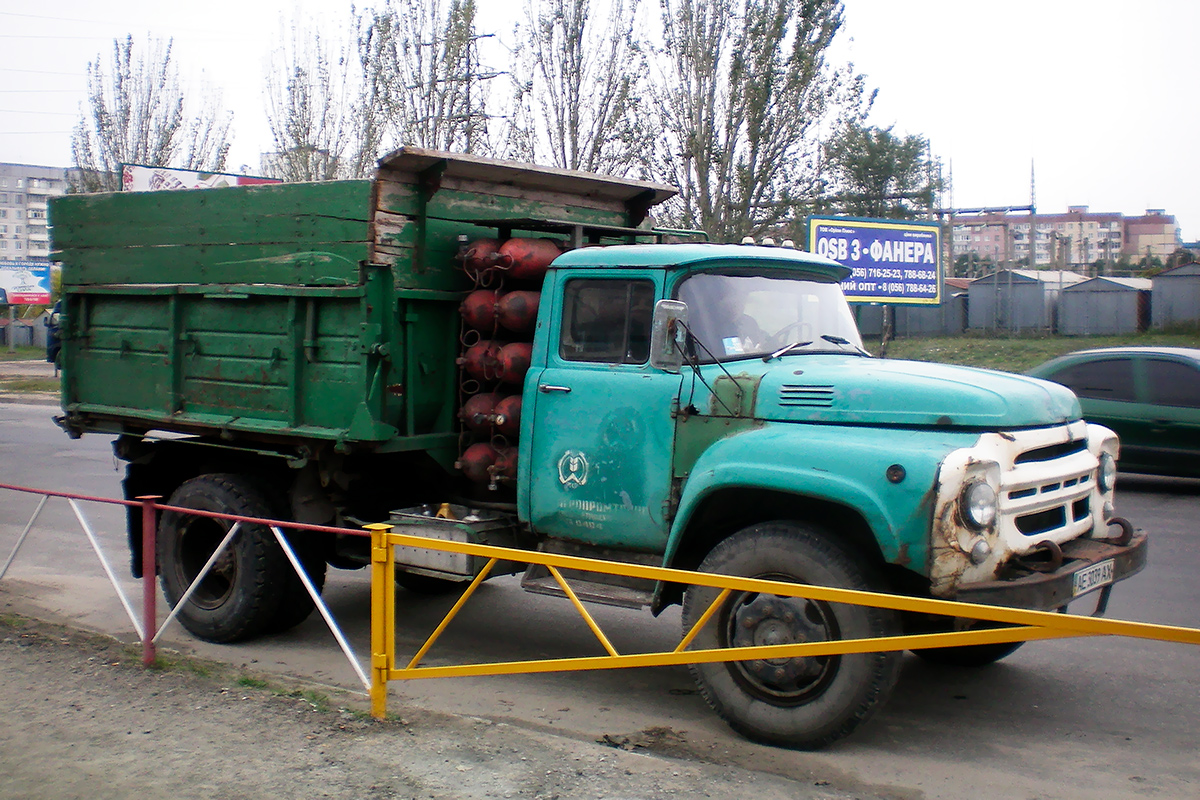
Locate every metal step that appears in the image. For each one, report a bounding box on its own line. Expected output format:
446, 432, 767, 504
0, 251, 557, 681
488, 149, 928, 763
520, 564, 654, 610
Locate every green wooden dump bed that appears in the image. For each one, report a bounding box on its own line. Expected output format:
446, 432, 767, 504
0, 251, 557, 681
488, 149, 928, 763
50, 148, 674, 455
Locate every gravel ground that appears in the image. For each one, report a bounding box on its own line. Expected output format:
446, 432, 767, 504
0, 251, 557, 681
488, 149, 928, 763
0, 615, 875, 800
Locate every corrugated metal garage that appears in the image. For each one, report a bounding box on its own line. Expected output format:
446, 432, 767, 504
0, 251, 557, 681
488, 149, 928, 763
1151, 263, 1200, 329
1058, 276, 1151, 335
968, 269, 1085, 332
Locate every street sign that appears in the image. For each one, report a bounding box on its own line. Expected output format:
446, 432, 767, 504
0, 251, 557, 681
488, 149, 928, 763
808, 216, 942, 305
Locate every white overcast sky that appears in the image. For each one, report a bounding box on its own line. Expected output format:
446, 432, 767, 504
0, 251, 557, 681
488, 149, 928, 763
1, 0, 1196, 239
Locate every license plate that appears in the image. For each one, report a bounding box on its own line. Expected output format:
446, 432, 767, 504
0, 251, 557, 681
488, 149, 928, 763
1073, 559, 1115, 597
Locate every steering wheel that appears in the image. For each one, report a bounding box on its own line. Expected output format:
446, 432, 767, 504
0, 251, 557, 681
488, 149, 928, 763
764, 320, 804, 349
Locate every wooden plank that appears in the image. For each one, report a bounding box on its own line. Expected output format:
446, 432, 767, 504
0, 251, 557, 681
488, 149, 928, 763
373, 210, 417, 249
58, 243, 370, 286
374, 176, 640, 224
50, 180, 373, 239
53, 214, 371, 249
375, 147, 675, 205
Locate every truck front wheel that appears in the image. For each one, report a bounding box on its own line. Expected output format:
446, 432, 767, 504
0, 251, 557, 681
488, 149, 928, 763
158, 474, 289, 643
682, 522, 902, 749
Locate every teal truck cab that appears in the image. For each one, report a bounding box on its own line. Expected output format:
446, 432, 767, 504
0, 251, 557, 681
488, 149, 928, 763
50, 148, 1146, 748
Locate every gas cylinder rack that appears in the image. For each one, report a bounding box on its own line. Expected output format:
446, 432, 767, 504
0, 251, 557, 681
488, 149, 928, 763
451, 219, 697, 491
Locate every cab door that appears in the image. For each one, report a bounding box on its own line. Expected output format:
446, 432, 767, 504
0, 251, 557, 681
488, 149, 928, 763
523, 273, 679, 553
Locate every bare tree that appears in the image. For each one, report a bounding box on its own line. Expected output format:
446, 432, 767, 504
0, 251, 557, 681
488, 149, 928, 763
652, 0, 868, 242
71, 36, 232, 193
263, 25, 376, 181
503, 0, 652, 177
358, 0, 496, 154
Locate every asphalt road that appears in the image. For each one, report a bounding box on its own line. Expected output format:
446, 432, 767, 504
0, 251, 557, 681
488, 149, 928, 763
1, 398, 1197, 800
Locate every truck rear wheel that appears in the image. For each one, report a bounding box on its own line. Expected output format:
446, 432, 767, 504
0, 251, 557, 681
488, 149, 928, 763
681, 522, 901, 749
158, 474, 290, 643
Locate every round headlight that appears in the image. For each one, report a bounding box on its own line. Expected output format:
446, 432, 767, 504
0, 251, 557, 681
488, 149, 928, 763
1098, 452, 1117, 493
962, 481, 997, 530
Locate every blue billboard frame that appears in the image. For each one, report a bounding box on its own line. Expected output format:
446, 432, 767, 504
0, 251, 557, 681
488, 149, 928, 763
808, 216, 942, 305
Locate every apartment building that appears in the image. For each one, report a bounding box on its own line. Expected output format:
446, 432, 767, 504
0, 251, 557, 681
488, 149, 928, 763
0, 163, 68, 262
951, 206, 1181, 269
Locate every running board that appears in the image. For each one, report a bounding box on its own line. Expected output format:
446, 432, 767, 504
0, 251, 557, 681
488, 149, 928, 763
520, 563, 655, 610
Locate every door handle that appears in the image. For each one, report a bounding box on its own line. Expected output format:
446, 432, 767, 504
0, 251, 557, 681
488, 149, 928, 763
538, 384, 572, 394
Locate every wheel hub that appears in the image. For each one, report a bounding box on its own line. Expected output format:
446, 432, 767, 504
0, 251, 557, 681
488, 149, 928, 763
730, 594, 830, 691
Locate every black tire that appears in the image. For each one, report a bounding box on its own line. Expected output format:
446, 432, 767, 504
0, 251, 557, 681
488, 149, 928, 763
912, 637, 1024, 667
158, 474, 289, 643
265, 531, 328, 634
242, 476, 328, 635
682, 522, 902, 749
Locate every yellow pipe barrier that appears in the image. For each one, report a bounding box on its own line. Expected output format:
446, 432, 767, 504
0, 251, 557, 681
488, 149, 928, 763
406, 558, 498, 670
547, 566, 620, 658
368, 526, 1198, 720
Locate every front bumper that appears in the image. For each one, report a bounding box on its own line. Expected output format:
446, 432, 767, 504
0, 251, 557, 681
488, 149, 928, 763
952, 531, 1147, 611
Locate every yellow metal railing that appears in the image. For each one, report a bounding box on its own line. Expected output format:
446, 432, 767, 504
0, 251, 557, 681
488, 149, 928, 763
366, 523, 1200, 720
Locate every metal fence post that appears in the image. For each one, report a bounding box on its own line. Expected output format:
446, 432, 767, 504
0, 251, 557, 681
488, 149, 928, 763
366, 522, 394, 720
138, 495, 160, 667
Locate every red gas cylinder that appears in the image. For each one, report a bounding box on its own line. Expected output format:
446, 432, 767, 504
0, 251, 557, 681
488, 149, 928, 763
496, 290, 540, 334
493, 394, 522, 438
458, 340, 503, 381
492, 447, 519, 481
456, 442, 498, 484
495, 238, 563, 281
497, 342, 533, 385
459, 392, 504, 432
460, 289, 498, 331
462, 238, 502, 277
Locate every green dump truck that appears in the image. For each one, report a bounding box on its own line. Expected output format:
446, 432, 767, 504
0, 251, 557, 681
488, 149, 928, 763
50, 148, 1146, 748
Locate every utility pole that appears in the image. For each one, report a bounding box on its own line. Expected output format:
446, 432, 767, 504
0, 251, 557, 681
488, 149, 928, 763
1029, 160, 1038, 268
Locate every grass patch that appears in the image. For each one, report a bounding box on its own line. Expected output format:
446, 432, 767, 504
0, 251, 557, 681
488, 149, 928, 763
283, 688, 332, 713
872, 331, 1200, 373
0, 346, 47, 362
0, 377, 59, 392
146, 651, 219, 678
237, 675, 271, 690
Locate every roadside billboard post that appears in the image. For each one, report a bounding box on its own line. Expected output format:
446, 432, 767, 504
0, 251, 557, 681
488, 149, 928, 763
808, 217, 943, 350
0, 261, 53, 352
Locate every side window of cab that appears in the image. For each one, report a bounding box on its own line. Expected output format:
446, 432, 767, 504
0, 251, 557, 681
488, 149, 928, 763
559, 278, 655, 365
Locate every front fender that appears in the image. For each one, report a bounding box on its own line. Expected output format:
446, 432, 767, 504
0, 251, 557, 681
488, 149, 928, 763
665, 423, 980, 573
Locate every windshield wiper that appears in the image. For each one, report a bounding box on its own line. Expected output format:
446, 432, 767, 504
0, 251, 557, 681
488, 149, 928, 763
763, 341, 812, 361
820, 334, 872, 356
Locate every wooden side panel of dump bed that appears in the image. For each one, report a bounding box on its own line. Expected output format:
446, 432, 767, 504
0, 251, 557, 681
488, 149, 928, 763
48, 181, 407, 447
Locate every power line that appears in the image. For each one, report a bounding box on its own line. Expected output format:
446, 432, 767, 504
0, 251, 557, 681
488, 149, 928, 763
0, 68, 80, 76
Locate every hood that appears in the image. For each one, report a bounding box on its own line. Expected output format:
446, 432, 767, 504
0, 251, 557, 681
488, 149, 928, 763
700, 355, 1081, 429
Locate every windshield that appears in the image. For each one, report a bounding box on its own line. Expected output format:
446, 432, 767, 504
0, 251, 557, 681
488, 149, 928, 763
676, 272, 864, 363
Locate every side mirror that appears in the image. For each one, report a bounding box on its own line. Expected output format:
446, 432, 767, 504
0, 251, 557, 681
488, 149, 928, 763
650, 299, 688, 373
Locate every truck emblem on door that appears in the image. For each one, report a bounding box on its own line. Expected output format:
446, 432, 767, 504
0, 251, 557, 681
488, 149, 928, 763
558, 450, 589, 488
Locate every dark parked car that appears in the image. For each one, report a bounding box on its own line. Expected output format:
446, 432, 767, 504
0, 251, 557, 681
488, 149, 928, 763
45, 301, 61, 365
1027, 347, 1200, 478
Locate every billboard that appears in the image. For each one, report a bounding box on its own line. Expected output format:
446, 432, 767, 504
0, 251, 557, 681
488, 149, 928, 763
0, 261, 52, 305
122, 164, 282, 192
808, 216, 942, 305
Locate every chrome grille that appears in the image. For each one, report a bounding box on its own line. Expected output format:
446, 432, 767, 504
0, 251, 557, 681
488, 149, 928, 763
1001, 433, 1097, 540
